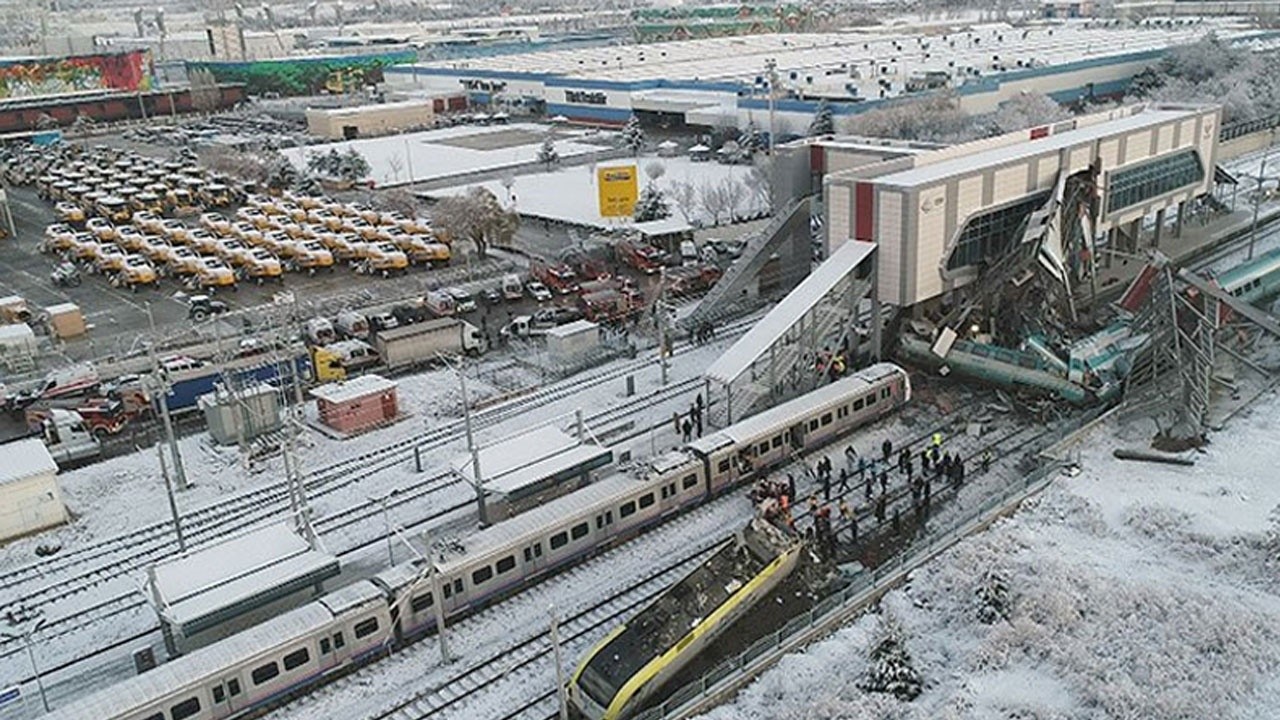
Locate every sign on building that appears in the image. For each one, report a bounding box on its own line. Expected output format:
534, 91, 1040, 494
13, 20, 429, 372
597, 164, 638, 218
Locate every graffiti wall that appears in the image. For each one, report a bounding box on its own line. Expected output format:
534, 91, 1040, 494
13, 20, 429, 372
186, 50, 417, 97
0, 50, 153, 100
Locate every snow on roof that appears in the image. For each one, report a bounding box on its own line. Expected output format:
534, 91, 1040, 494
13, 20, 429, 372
0, 438, 57, 486
0, 323, 35, 342
873, 106, 1204, 188
452, 425, 575, 483
42, 603, 336, 720
546, 319, 599, 338
311, 373, 397, 404
706, 240, 877, 384
151, 523, 339, 628
691, 363, 904, 454
657, 140, 679, 148
44, 302, 79, 314
486, 443, 612, 496
689, 144, 711, 152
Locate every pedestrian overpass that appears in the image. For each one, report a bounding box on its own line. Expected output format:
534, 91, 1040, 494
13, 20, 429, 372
702, 239, 882, 427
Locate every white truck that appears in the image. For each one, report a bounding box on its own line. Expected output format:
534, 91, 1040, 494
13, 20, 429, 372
36, 408, 103, 467
374, 318, 487, 371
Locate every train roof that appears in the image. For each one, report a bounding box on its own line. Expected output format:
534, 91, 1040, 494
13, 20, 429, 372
689, 363, 905, 455
438, 473, 660, 571
43, 604, 335, 720
1216, 245, 1280, 289
318, 579, 386, 616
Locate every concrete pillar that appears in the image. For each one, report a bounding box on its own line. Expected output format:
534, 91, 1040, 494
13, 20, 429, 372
1175, 201, 1185, 238
1127, 219, 1141, 254
1153, 208, 1165, 248
1105, 227, 1116, 269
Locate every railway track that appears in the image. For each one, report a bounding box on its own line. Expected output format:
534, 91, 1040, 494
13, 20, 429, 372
0, 375, 709, 663
0, 316, 753, 612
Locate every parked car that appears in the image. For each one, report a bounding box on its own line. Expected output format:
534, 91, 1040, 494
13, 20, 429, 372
527, 281, 554, 302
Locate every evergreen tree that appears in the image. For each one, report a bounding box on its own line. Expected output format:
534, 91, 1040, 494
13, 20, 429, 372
808, 98, 835, 137
338, 148, 371, 182
741, 120, 765, 155
860, 611, 922, 701
537, 136, 560, 169
622, 115, 645, 155
633, 184, 671, 222
974, 569, 1011, 624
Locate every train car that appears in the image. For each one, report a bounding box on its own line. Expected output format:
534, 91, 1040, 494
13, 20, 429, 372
688, 362, 911, 495
1215, 245, 1280, 307
568, 519, 802, 720
41, 364, 911, 720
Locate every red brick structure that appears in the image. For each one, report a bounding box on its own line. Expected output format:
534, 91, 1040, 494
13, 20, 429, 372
311, 374, 398, 435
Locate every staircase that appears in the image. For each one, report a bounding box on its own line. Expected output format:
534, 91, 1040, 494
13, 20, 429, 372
679, 198, 810, 333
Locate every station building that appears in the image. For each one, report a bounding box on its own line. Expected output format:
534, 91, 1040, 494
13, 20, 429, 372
392, 21, 1273, 128
823, 102, 1219, 308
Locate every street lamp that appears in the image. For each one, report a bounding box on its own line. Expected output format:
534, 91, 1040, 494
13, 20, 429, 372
2, 612, 49, 714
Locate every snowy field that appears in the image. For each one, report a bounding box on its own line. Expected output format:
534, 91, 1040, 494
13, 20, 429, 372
697, 391, 1280, 720
280, 123, 608, 186
427, 154, 770, 230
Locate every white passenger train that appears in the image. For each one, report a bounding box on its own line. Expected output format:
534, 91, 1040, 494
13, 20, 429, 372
42, 363, 911, 720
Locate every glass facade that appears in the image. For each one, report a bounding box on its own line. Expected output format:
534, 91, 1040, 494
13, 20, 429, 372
945, 192, 1049, 271
1106, 149, 1204, 214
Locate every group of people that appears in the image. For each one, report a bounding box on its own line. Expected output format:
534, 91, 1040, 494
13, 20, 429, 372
689, 323, 717, 345
675, 394, 706, 442
751, 476, 855, 561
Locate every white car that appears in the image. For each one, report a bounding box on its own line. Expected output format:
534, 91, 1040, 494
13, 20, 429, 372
160, 355, 204, 373
446, 287, 477, 313
527, 281, 554, 302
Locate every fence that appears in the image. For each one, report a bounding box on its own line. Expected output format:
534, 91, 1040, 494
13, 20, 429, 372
1219, 113, 1280, 142
634, 403, 1112, 720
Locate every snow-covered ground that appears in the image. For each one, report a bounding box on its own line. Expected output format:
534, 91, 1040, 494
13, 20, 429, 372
426, 154, 770, 230
279, 123, 608, 187
697, 390, 1280, 720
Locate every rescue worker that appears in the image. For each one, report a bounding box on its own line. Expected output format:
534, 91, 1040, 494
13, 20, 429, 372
882, 438, 893, 463
845, 444, 857, 472
932, 431, 943, 448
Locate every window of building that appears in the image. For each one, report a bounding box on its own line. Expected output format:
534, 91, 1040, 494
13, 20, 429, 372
854, 398, 864, 410
571, 522, 589, 540
170, 697, 201, 720
809, 419, 819, 431
252, 662, 280, 686
143, 714, 164, 720
718, 459, 731, 474
472, 566, 493, 585
283, 648, 310, 671
758, 442, 769, 454
551, 531, 569, 549
354, 618, 379, 639
497, 556, 516, 574
1107, 149, 1203, 214
411, 593, 433, 613
945, 191, 1050, 271
523, 543, 543, 562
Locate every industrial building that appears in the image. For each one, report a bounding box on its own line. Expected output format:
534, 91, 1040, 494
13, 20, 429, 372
0, 438, 67, 542
824, 102, 1218, 308
393, 20, 1274, 127
305, 94, 466, 139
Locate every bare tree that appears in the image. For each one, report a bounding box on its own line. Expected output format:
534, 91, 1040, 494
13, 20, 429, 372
377, 187, 417, 218
432, 187, 519, 257
720, 176, 745, 222
385, 153, 404, 184
744, 158, 773, 212
699, 180, 731, 226
669, 179, 699, 224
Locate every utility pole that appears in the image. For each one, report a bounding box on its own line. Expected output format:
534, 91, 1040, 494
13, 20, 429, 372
2, 612, 49, 714
156, 440, 186, 551
442, 353, 490, 527
424, 526, 451, 664
549, 605, 569, 720
1249, 136, 1272, 261
369, 490, 398, 567
146, 303, 187, 491
657, 267, 670, 386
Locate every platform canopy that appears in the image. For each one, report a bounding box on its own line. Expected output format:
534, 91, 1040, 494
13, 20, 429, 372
451, 424, 612, 501
151, 523, 339, 634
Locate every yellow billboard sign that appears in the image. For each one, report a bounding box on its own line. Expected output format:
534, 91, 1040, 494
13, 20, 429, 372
597, 164, 638, 218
